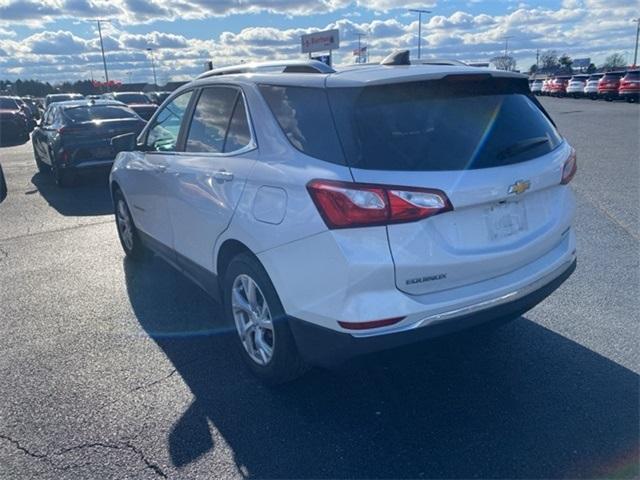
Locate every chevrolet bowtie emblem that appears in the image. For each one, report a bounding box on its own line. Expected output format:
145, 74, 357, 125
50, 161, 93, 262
508, 180, 531, 195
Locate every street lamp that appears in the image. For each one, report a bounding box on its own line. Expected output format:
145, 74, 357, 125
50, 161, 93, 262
146, 48, 157, 90
633, 18, 639, 67
409, 9, 432, 59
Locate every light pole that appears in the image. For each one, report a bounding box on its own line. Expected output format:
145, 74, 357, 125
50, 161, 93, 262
96, 19, 111, 89
146, 48, 157, 90
409, 9, 431, 59
633, 18, 640, 67
356, 33, 366, 64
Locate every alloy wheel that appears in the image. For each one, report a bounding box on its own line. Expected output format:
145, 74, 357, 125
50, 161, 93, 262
116, 199, 134, 251
231, 274, 275, 366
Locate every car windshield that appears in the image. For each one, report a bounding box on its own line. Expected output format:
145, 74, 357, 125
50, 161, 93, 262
0, 97, 19, 109
624, 71, 639, 79
63, 105, 140, 122
602, 73, 623, 80
116, 93, 151, 104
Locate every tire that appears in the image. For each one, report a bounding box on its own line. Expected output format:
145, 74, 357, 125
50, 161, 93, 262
49, 149, 75, 188
223, 253, 308, 384
114, 189, 146, 260
33, 144, 49, 173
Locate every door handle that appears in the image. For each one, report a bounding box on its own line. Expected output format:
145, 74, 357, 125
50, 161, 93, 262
213, 170, 234, 182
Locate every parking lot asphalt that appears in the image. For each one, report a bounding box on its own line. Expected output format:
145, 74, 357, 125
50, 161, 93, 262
0, 97, 638, 479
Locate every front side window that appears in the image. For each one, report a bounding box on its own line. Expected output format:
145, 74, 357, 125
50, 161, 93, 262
145, 91, 193, 152
185, 87, 238, 153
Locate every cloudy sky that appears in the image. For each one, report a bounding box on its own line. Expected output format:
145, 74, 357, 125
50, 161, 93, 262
0, 0, 637, 84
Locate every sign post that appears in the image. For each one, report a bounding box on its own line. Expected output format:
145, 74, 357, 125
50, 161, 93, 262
301, 29, 340, 65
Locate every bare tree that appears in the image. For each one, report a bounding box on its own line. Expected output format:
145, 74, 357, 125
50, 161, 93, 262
540, 50, 559, 70
491, 54, 517, 71
602, 53, 626, 70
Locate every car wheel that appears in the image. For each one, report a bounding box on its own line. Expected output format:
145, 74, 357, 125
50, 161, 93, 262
223, 253, 308, 384
114, 189, 145, 260
51, 161, 75, 188
33, 145, 50, 173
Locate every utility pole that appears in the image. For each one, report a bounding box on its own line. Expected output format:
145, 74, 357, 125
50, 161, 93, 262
409, 9, 432, 59
356, 33, 366, 63
146, 48, 157, 89
502, 35, 513, 71
96, 20, 110, 89
536, 48, 540, 70
633, 18, 640, 67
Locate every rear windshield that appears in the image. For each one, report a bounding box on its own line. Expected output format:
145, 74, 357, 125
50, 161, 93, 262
63, 105, 139, 122
624, 71, 639, 79
0, 98, 18, 109
602, 73, 624, 80
261, 77, 562, 171
588, 75, 603, 80
115, 93, 151, 104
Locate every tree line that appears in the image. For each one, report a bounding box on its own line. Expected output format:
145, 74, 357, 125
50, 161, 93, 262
491, 51, 629, 75
0, 79, 108, 97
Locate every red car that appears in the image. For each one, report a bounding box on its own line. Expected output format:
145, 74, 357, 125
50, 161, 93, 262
618, 70, 639, 103
548, 76, 571, 97
598, 71, 625, 101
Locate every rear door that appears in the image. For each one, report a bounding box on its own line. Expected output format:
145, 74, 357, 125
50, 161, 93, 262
164, 85, 257, 273
328, 76, 574, 295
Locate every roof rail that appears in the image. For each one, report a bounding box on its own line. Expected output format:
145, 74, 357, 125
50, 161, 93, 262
197, 60, 335, 79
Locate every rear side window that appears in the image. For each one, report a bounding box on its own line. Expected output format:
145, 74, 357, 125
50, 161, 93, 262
259, 85, 345, 165
185, 87, 237, 153
328, 78, 562, 171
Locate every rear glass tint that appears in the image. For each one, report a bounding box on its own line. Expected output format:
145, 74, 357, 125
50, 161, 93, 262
115, 93, 151, 104
624, 71, 639, 79
260, 78, 561, 171
63, 105, 139, 122
330, 78, 562, 171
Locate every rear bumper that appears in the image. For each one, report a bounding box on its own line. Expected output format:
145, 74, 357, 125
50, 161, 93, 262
290, 258, 576, 367
619, 90, 640, 98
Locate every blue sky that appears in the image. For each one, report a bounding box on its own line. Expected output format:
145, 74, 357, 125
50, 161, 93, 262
0, 0, 637, 84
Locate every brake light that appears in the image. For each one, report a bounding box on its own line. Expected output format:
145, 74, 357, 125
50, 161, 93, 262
307, 179, 453, 229
561, 148, 577, 185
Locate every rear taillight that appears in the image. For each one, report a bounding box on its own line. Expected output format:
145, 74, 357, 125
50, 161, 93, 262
307, 179, 453, 229
561, 148, 577, 185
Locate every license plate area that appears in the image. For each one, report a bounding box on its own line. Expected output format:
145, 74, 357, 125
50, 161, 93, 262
486, 200, 528, 241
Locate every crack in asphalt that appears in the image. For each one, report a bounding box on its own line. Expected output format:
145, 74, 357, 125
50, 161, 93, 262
0, 219, 113, 243
0, 246, 8, 262
0, 434, 167, 478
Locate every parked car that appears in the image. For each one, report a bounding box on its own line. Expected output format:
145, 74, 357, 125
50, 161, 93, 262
548, 76, 571, 97
584, 73, 603, 100
21, 96, 41, 121
530, 78, 544, 94
9, 96, 36, 130
598, 71, 625, 101
566, 74, 589, 98
0, 96, 30, 144
541, 78, 553, 96
102, 92, 157, 121
44, 93, 84, 109
618, 70, 639, 103
146, 91, 171, 105
32, 99, 146, 187
110, 57, 577, 383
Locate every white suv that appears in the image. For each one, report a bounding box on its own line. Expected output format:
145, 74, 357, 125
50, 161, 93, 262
110, 57, 577, 383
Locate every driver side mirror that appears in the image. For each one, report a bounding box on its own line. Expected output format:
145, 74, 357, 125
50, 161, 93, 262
110, 132, 138, 153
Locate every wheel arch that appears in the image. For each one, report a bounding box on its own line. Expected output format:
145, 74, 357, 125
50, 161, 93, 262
216, 239, 259, 282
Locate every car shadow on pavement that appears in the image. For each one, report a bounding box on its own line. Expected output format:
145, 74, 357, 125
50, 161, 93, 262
124, 257, 639, 479
31, 171, 113, 216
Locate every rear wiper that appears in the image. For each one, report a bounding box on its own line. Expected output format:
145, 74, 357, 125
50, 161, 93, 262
496, 136, 550, 161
